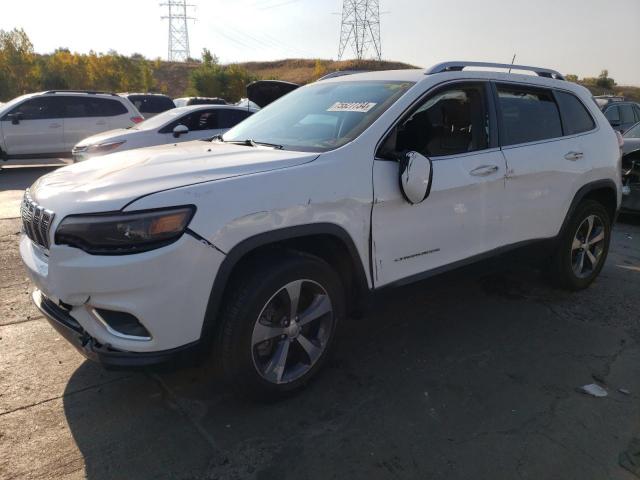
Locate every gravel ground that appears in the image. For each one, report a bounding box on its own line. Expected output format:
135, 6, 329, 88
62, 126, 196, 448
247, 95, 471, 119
1, 166, 640, 480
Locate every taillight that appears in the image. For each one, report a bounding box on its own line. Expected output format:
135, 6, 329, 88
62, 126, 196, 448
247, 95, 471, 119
131, 116, 144, 124
616, 130, 624, 148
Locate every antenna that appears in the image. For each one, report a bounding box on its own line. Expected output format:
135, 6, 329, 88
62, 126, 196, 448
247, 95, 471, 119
160, 0, 196, 62
338, 0, 382, 61
509, 54, 516, 73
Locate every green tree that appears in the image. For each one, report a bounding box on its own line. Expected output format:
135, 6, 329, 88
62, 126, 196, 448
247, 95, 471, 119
0, 28, 38, 99
596, 70, 615, 90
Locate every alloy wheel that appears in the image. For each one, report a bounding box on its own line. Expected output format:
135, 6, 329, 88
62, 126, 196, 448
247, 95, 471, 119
571, 214, 606, 279
251, 279, 334, 384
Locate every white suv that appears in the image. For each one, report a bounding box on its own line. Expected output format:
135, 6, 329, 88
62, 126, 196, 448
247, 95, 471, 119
20, 62, 622, 398
0, 90, 143, 161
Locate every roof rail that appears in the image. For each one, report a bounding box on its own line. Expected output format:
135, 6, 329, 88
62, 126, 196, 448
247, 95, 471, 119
426, 61, 565, 81
43, 90, 119, 96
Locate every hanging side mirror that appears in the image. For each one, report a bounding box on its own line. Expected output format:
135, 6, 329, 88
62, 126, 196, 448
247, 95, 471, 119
398, 151, 433, 205
173, 124, 189, 138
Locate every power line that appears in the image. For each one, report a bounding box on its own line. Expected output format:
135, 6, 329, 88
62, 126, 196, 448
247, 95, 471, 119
338, 0, 382, 61
160, 0, 196, 62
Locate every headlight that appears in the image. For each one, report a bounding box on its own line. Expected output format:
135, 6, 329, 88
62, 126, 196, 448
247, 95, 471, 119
55, 206, 196, 254
86, 140, 126, 156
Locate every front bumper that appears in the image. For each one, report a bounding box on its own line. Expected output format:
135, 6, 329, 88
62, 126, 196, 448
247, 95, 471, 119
20, 232, 225, 353
33, 290, 200, 368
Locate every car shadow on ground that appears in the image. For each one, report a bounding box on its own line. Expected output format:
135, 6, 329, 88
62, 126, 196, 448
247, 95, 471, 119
61, 241, 640, 480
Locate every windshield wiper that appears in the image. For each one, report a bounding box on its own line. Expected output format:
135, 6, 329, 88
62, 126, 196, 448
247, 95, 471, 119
224, 139, 284, 149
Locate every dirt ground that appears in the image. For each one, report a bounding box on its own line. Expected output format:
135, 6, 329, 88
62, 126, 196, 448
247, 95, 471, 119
1, 166, 640, 480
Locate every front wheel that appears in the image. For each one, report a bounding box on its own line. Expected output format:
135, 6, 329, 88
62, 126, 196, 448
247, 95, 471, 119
219, 252, 344, 399
550, 200, 612, 290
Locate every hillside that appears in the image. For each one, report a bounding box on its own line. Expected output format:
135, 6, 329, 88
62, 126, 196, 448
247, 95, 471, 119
154, 58, 640, 102
154, 58, 419, 97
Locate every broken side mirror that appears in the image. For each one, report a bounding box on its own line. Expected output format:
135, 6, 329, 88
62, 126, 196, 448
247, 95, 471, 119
398, 151, 433, 205
173, 124, 189, 138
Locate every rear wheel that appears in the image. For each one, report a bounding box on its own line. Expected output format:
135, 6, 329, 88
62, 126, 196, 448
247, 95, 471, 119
550, 200, 611, 290
219, 252, 344, 399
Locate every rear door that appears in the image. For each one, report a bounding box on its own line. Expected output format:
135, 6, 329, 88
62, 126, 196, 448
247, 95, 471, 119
0, 96, 66, 156
62, 97, 130, 149
371, 81, 507, 286
498, 84, 596, 243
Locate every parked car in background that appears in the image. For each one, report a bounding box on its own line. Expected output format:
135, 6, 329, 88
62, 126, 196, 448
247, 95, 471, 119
235, 98, 261, 110
120, 93, 175, 119
621, 121, 640, 213
72, 104, 257, 161
246, 80, 299, 108
174, 97, 227, 107
22, 62, 621, 399
622, 121, 640, 155
0, 90, 142, 161
594, 95, 640, 132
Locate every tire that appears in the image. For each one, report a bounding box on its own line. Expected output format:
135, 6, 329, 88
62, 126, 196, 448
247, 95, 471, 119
219, 251, 345, 400
550, 200, 612, 290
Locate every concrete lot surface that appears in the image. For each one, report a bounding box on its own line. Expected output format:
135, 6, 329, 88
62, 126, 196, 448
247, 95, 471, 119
1, 166, 640, 479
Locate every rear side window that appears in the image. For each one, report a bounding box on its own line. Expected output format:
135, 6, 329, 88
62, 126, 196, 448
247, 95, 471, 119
497, 85, 562, 145
218, 109, 253, 128
128, 95, 175, 114
63, 97, 128, 117
620, 104, 636, 124
634, 105, 640, 122
554, 91, 595, 135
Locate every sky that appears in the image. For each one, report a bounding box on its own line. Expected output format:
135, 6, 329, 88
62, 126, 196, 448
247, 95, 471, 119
2, 0, 639, 85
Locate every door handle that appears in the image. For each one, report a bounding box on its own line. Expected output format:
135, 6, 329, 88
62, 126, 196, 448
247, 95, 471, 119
96, 121, 107, 126
49, 123, 62, 129
469, 165, 499, 176
564, 151, 584, 161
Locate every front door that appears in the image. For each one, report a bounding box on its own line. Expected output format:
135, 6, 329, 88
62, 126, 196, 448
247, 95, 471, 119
0, 97, 66, 156
371, 81, 506, 287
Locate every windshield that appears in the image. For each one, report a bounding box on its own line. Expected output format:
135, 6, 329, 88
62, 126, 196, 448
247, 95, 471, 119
222, 81, 414, 152
133, 107, 188, 130
624, 122, 640, 139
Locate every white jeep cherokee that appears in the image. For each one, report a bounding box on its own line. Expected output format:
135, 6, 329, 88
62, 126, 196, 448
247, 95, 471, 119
20, 62, 622, 398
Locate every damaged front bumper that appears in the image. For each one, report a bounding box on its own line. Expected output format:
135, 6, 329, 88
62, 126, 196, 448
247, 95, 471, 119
33, 290, 200, 368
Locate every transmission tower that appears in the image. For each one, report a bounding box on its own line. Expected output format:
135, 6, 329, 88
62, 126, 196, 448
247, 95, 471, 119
160, 0, 195, 62
338, 0, 382, 61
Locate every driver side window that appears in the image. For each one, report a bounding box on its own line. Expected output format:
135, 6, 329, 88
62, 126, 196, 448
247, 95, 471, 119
379, 83, 490, 159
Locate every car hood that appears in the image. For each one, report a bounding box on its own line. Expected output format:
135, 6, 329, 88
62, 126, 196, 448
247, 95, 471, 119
75, 128, 134, 148
31, 140, 318, 214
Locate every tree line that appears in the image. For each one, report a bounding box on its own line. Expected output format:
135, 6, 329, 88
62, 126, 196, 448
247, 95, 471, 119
0, 29, 257, 102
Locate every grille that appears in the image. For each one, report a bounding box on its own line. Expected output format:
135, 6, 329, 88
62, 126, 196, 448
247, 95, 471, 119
21, 189, 55, 250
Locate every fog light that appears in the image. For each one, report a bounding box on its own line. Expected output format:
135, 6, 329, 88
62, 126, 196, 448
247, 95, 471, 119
93, 308, 151, 340
622, 185, 631, 196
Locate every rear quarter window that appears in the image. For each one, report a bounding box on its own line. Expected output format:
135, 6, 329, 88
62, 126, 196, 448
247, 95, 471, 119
554, 91, 595, 135
497, 85, 563, 146
63, 97, 128, 117
129, 95, 175, 114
